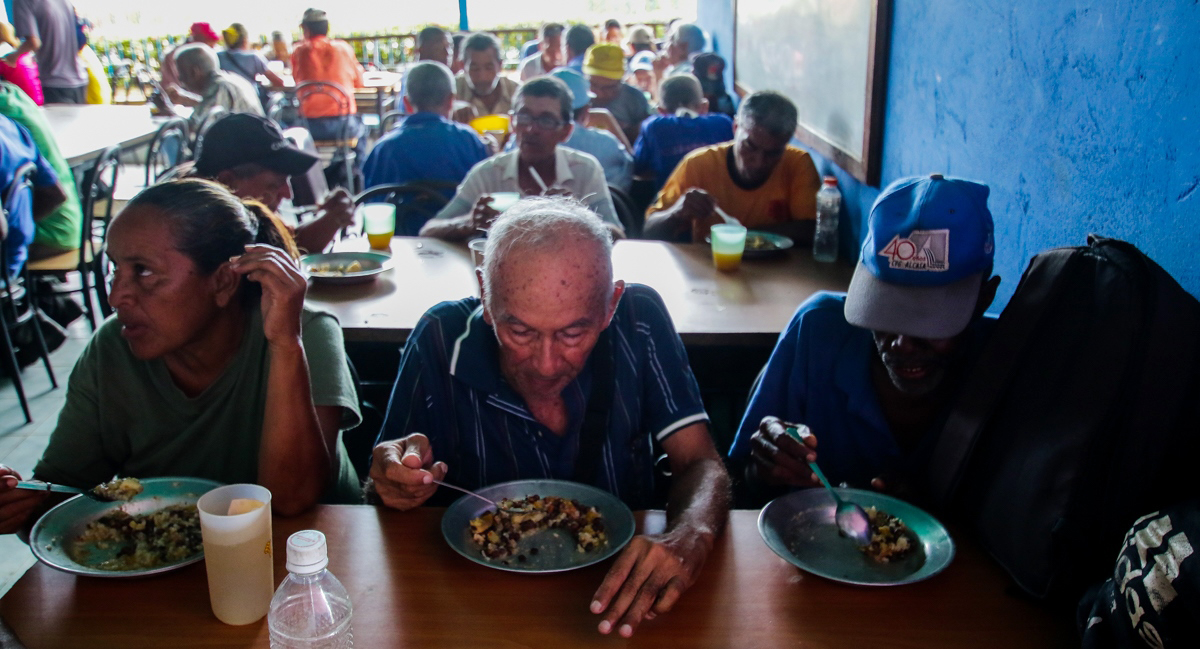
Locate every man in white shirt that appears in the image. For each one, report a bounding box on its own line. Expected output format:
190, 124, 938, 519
517, 23, 564, 81
421, 76, 623, 241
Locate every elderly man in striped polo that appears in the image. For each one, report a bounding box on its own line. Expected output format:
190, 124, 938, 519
368, 196, 730, 639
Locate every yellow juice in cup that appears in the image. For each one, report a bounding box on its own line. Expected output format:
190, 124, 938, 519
367, 232, 393, 249
713, 250, 743, 271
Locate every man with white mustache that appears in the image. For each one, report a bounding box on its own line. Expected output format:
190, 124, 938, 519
453, 32, 519, 118
729, 174, 1002, 503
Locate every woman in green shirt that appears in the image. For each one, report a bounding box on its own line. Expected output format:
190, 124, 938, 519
0, 179, 361, 534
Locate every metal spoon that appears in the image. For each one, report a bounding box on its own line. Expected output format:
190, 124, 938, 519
784, 426, 871, 546
431, 479, 528, 514
713, 205, 740, 225
14, 480, 119, 503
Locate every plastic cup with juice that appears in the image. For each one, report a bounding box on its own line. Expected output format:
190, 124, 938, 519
710, 224, 748, 272
361, 204, 396, 250
197, 483, 274, 625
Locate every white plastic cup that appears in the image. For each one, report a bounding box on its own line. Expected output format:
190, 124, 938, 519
488, 192, 521, 213
361, 204, 396, 250
197, 484, 274, 625
468, 238, 487, 268
710, 224, 748, 272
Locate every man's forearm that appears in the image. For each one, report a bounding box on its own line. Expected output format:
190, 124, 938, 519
664, 457, 731, 549
418, 214, 475, 241
642, 205, 689, 241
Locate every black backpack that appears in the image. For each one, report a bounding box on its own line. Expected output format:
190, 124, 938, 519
926, 235, 1200, 602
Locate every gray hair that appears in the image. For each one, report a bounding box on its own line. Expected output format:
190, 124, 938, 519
515, 76, 574, 124
660, 74, 703, 112
483, 196, 614, 315
737, 90, 798, 138
460, 32, 502, 63
670, 23, 706, 54
405, 61, 454, 111
175, 43, 218, 77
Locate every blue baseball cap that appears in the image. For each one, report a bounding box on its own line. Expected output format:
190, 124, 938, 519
844, 173, 995, 339
550, 68, 593, 111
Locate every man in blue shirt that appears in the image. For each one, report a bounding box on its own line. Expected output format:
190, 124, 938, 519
0, 114, 65, 276
633, 74, 733, 192
564, 24, 594, 73
362, 61, 488, 235
370, 197, 730, 638
730, 174, 1001, 503
550, 68, 633, 193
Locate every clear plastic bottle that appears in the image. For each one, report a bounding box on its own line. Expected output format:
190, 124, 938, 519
268, 530, 354, 649
813, 176, 841, 263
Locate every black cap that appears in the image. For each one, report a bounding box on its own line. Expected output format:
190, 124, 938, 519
194, 114, 319, 177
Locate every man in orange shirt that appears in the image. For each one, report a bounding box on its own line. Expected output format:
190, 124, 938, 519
643, 91, 821, 243
291, 8, 365, 187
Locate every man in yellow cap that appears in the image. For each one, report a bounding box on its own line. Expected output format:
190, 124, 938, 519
582, 43, 650, 146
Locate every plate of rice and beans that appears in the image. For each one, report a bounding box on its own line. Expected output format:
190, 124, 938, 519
30, 477, 222, 577
758, 487, 954, 586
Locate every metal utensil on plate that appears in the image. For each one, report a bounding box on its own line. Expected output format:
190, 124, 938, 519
431, 479, 528, 514
784, 426, 871, 546
714, 205, 740, 225
14, 480, 117, 502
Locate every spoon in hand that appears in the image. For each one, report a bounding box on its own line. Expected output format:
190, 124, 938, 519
430, 479, 528, 514
15, 480, 120, 503
784, 426, 871, 546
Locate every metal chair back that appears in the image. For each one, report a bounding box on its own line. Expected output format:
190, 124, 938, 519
144, 116, 188, 186
191, 106, 229, 159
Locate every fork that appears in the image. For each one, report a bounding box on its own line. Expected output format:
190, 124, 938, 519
431, 479, 528, 514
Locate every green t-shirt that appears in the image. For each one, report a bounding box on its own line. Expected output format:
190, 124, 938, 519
34, 306, 364, 504
0, 82, 82, 251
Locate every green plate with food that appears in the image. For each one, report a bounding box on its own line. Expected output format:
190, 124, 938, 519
441, 479, 635, 574
705, 230, 794, 258
30, 477, 222, 578
758, 487, 954, 586
300, 251, 394, 285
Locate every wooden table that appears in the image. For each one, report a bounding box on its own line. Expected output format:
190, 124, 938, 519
0, 507, 1073, 648
306, 237, 855, 346
41, 104, 162, 167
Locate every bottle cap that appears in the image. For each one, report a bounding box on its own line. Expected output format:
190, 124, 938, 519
286, 530, 329, 574
823, 175, 838, 186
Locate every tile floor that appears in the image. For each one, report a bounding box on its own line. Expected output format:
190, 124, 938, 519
0, 319, 91, 596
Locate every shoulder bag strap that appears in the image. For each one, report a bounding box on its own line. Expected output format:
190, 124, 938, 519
926, 247, 1078, 507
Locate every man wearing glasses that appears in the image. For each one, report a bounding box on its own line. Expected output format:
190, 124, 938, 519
421, 76, 624, 241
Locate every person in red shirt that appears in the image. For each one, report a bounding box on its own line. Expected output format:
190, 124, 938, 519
290, 8, 365, 188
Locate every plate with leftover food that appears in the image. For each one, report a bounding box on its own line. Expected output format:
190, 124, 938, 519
300, 251, 393, 284
30, 477, 223, 578
704, 230, 794, 258
441, 479, 636, 573
758, 487, 954, 586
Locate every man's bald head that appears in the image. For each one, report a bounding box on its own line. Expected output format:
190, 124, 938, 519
482, 197, 614, 317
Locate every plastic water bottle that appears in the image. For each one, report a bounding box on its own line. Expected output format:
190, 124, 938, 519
813, 176, 841, 263
268, 530, 354, 649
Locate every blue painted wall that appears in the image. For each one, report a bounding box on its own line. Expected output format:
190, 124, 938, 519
696, 0, 1200, 310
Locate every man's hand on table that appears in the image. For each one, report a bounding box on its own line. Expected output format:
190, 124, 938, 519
748, 415, 820, 488
368, 434, 448, 510
0, 465, 45, 536
590, 523, 713, 638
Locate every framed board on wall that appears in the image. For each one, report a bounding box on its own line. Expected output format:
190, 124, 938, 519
734, 0, 891, 186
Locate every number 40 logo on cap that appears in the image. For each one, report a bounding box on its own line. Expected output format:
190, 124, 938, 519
878, 229, 950, 272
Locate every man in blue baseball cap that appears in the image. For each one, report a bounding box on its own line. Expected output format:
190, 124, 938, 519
729, 173, 1002, 503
